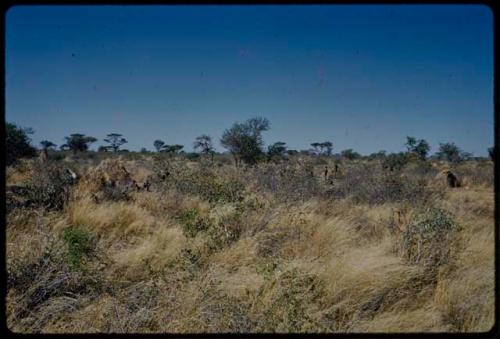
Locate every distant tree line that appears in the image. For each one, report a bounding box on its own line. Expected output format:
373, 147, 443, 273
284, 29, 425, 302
5, 120, 495, 166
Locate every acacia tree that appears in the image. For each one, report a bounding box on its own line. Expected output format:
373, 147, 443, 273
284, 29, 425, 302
162, 144, 184, 154
194, 134, 215, 162
220, 117, 270, 166
310, 142, 321, 155
154, 140, 165, 152
6, 122, 37, 165
322, 141, 333, 156
310, 141, 333, 156
104, 133, 127, 152
62, 133, 97, 153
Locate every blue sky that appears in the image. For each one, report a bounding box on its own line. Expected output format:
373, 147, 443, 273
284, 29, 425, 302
6, 5, 493, 155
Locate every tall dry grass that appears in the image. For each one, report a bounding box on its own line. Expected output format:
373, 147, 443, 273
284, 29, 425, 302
5, 155, 495, 333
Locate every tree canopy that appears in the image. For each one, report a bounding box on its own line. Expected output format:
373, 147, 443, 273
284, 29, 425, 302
103, 133, 128, 152
405, 136, 430, 160
62, 133, 97, 153
435, 142, 471, 163
220, 117, 270, 165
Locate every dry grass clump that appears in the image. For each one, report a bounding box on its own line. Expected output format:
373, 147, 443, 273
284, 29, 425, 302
5, 155, 495, 333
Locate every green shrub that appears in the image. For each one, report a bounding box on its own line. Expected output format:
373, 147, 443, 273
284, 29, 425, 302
63, 227, 95, 271
179, 208, 211, 238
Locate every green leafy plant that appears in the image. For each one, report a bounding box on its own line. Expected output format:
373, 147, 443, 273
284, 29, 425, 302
63, 227, 95, 271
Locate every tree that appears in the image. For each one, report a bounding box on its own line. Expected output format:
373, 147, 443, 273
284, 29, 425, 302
220, 117, 270, 166
341, 149, 361, 160
194, 134, 215, 162
435, 142, 470, 163
140, 147, 148, 153
62, 133, 97, 153
413, 140, 430, 160
322, 141, 333, 156
267, 141, 287, 161
103, 133, 127, 152
6, 122, 37, 166
310, 141, 333, 156
154, 140, 165, 152
40, 140, 57, 151
310, 142, 321, 155
405, 136, 430, 160
405, 136, 417, 152
162, 144, 184, 154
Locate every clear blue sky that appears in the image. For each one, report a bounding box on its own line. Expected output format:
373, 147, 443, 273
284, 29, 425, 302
6, 5, 493, 155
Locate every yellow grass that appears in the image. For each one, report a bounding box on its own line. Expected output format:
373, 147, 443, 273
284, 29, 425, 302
6, 156, 495, 333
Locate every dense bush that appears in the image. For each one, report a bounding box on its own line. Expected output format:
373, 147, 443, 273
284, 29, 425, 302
179, 209, 211, 238
381, 152, 411, 172
23, 161, 76, 210
253, 163, 321, 202
400, 208, 461, 269
153, 158, 245, 204
325, 162, 438, 205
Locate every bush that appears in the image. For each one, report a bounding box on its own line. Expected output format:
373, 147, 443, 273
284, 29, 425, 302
23, 161, 75, 210
382, 152, 410, 172
325, 162, 438, 206
400, 208, 461, 269
179, 209, 211, 238
253, 163, 321, 202
206, 209, 243, 250
154, 158, 245, 204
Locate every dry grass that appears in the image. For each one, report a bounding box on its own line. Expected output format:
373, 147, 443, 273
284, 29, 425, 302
5, 155, 495, 333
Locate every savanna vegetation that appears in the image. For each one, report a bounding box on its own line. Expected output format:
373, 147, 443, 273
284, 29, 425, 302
5, 119, 495, 333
